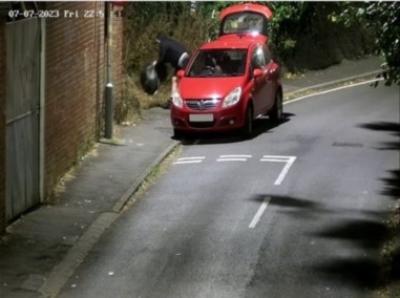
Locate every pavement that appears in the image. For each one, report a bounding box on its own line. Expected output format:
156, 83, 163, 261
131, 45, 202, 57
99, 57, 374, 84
0, 55, 385, 298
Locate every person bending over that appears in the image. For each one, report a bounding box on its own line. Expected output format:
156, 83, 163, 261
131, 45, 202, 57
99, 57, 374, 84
155, 34, 189, 72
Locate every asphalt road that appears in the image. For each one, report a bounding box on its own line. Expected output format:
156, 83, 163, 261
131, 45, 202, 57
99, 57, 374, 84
59, 83, 399, 298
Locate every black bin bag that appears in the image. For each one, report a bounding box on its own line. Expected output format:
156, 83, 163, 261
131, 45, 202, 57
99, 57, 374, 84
140, 62, 160, 95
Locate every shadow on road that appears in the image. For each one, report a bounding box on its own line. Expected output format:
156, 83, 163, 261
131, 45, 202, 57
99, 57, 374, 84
360, 122, 400, 285
311, 257, 381, 288
358, 122, 400, 151
358, 121, 400, 201
381, 170, 400, 198
250, 194, 319, 209
308, 216, 389, 289
358, 121, 400, 135
311, 219, 388, 250
246, 194, 390, 291
310, 121, 400, 289
175, 113, 295, 145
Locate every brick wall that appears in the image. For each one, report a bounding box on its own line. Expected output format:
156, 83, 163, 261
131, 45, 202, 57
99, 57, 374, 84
44, 2, 105, 198
0, 2, 126, 228
0, 20, 5, 232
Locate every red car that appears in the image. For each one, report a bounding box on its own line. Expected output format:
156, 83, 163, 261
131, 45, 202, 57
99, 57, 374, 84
170, 3, 283, 137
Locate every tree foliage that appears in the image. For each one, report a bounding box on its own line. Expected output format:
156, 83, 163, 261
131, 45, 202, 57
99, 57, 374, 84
334, 2, 400, 85
269, 2, 374, 70
365, 2, 400, 85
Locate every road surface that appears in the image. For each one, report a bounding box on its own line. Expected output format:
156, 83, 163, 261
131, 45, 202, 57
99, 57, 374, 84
59, 83, 399, 298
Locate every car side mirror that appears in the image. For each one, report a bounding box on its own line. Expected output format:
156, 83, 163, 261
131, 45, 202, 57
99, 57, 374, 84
253, 68, 263, 78
176, 70, 185, 79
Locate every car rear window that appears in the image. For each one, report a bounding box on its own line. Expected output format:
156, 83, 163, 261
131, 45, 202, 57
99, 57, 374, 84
222, 12, 266, 35
187, 49, 247, 78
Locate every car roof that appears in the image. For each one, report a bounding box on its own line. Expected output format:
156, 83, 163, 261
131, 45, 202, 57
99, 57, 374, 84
219, 3, 273, 21
200, 34, 266, 50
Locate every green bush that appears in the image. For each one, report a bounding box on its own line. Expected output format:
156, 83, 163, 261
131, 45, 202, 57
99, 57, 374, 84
269, 2, 375, 71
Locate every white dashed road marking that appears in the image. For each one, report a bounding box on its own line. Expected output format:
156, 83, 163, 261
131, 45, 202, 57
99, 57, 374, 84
217, 154, 252, 162
173, 154, 296, 186
177, 156, 205, 160
173, 156, 205, 165
173, 160, 203, 165
260, 155, 294, 161
249, 196, 271, 229
260, 155, 297, 185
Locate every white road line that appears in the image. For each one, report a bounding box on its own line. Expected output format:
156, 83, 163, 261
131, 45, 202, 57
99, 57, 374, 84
217, 154, 252, 162
173, 156, 205, 165
217, 158, 248, 162
173, 160, 203, 165
274, 156, 296, 185
249, 197, 271, 229
284, 78, 383, 105
177, 156, 205, 161
219, 154, 252, 158
260, 159, 292, 162
261, 155, 292, 159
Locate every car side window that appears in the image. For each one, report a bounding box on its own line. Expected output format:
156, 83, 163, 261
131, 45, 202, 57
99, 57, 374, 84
251, 46, 266, 69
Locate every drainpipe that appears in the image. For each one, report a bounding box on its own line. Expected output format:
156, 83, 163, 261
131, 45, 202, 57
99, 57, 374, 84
104, 2, 113, 139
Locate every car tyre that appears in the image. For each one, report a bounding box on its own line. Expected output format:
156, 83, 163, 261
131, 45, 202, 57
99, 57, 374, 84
242, 105, 254, 138
173, 129, 184, 139
269, 90, 283, 123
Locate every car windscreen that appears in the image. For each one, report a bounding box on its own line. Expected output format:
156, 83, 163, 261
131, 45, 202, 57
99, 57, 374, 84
187, 49, 247, 78
222, 12, 266, 35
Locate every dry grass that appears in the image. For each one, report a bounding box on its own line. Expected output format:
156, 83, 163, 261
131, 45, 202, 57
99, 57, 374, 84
129, 75, 172, 110
118, 3, 216, 122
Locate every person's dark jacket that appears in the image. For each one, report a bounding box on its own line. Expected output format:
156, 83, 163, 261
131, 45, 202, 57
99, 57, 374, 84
157, 36, 188, 70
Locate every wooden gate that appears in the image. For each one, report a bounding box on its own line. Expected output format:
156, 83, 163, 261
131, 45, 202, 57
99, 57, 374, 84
5, 18, 41, 221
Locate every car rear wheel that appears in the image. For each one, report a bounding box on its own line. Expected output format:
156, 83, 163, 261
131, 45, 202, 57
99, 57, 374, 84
242, 105, 253, 138
269, 90, 283, 123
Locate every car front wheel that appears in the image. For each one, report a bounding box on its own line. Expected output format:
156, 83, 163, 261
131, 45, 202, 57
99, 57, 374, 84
173, 129, 184, 139
242, 105, 253, 138
269, 90, 283, 123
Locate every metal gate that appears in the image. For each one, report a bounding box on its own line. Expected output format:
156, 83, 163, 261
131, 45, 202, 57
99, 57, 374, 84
5, 18, 41, 221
